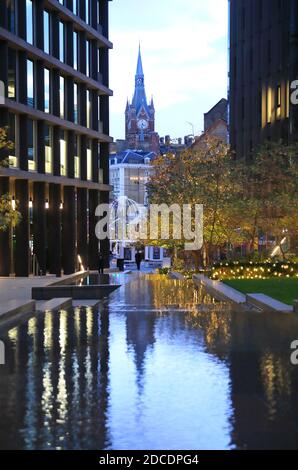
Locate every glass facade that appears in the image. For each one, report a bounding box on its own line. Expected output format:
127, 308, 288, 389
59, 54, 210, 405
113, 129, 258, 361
8, 48, 16, 100
73, 0, 78, 15
44, 10, 50, 54
27, 59, 34, 107
44, 68, 50, 113
7, 0, 16, 34
86, 40, 90, 77
86, 89, 91, 128
60, 130, 67, 176
73, 31, 78, 70
45, 125, 52, 174
26, 0, 33, 44
74, 82, 79, 124
59, 21, 65, 62
27, 119, 36, 171
8, 113, 17, 168
86, 0, 90, 25
87, 140, 92, 181
59, 76, 65, 119
74, 135, 80, 178
0, 0, 111, 277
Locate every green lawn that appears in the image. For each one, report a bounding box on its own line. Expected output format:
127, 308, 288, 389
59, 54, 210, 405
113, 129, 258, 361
224, 278, 298, 305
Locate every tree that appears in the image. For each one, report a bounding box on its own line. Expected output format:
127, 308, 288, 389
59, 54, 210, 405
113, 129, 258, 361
0, 127, 21, 231
232, 141, 298, 258
147, 138, 298, 268
147, 136, 238, 267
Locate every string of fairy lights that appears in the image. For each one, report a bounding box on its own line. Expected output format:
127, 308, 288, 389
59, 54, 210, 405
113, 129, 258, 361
211, 261, 298, 281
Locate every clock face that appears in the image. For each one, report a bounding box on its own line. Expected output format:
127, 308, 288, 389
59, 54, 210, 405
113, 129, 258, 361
137, 119, 148, 130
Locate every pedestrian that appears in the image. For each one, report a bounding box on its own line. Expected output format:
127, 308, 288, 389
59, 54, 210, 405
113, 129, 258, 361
135, 251, 143, 271
98, 251, 105, 275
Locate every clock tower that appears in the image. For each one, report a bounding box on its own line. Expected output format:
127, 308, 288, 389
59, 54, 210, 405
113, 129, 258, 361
125, 46, 159, 153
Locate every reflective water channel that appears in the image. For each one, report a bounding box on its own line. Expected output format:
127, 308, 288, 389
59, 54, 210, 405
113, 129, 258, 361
1, 274, 298, 450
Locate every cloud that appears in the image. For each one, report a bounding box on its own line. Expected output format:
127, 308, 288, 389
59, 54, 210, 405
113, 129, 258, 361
109, 0, 228, 138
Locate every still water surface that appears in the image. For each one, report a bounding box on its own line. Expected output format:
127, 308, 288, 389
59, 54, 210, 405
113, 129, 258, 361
0, 274, 298, 450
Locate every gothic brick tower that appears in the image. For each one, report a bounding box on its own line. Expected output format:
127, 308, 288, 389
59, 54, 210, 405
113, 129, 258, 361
125, 46, 159, 153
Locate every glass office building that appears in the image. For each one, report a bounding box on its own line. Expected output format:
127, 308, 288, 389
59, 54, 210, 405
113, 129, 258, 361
229, 0, 298, 159
0, 0, 113, 276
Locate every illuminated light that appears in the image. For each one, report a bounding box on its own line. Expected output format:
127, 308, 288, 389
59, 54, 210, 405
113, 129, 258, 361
45, 199, 49, 210
77, 254, 85, 272
60, 200, 63, 210
11, 196, 16, 211
29, 198, 33, 209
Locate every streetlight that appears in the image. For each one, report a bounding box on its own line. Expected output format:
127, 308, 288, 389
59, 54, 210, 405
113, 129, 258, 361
186, 121, 195, 137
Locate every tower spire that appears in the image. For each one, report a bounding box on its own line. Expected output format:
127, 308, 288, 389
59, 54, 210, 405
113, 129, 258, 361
136, 43, 144, 77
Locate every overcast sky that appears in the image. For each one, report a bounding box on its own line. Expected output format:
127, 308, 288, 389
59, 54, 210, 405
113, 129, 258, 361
109, 0, 228, 141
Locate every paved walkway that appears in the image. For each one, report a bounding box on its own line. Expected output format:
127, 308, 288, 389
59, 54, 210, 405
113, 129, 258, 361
0, 276, 58, 303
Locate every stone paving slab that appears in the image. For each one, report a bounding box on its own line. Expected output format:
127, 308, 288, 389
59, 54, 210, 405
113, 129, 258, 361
246, 294, 294, 313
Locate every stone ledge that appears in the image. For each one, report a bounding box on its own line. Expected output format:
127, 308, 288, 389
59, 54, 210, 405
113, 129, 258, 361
193, 274, 246, 304
0, 300, 36, 330
72, 300, 101, 308
36, 298, 73, 312
246, 294, 293, 313
169, 272, 186, 280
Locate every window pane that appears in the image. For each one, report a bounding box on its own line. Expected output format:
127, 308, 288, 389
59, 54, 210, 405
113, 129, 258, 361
87, 140, 92, 180
74, 135, 80, 178
44, 11, 50, 54
59, 76, 65, 119
8, 48, 16, 100
74, 83, 78, 124
86, 40, 90, 76
73, 31, 78, 70
8, 113, 17, 167
45, 125, 52, 174
7, 0, 16, 33
44, 68, 50, 113
86, 0, 90, 24
28, 119, 36, 171
27, 59, 34, 107
59, 21, 65, 62
26, 0, 33, 44
60, 130, 67, 176
86, 89, 91, 128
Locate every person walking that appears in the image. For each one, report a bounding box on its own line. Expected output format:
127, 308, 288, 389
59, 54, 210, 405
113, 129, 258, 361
135, 251, 143, 271
98, 252, 105, 275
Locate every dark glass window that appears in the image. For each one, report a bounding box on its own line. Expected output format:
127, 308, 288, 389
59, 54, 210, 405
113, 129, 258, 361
73, 31, 78, 70
27, 119, 36, 171
27, 59, 34, 107
44, 68, 50, 113
7, 0, 16, 33
59, 21, 65, 62
26, 0, 34, 44
44, 10, 50, 54
8, 48, 16, 100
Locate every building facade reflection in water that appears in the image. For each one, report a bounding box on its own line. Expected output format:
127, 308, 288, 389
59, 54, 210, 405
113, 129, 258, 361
1, 276, 298, 449
0, 307, 111, 450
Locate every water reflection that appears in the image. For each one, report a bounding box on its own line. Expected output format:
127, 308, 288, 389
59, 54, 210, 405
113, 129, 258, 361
0, 275, 298, 449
